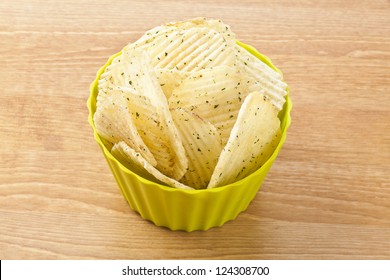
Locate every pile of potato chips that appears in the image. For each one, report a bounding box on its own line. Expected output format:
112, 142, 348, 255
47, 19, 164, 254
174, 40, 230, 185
94, 18, 288, 190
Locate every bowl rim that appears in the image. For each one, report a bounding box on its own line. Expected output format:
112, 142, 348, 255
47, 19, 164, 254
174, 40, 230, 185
87, 41, 292, 194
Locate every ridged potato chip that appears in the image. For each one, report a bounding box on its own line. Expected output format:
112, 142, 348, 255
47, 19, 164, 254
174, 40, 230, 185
169, 65, 248, 145
165, 17, 235, 37
94, 92, 157, 166
126, 18, 237, 72
155, 68, 189, 99
234, 45, 288, 110
171, 108, 223, 189
208, 92, 281, 188
112, 142, 192, 190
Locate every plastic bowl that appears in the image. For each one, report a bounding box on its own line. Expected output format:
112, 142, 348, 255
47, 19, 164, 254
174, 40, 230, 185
87, 41, 292, 232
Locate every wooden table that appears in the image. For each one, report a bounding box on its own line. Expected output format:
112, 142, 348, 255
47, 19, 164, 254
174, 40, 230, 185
1, 0, 389, 260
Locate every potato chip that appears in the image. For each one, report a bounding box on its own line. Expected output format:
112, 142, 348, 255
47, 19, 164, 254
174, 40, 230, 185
152, 28, 235, 71
119, 89, 177, 174
97, 49, 188, 180
132, 25, 177, 48
112, 142, 193, 190
234, 45, 288, 110
171, 108, 223, 189
126, 21, 237, 72
165, 17, 235, 38
155, 68, 189, 99
94, 92, 157, 166
98, 56, 130, 99
208, 92, 281, 188
169, 65, 248, 145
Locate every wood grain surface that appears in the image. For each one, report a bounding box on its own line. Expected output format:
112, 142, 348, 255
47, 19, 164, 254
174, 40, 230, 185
1, 0, 389, 259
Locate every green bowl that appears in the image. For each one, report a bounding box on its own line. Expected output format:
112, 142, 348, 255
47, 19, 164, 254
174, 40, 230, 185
87, 41, 292, 231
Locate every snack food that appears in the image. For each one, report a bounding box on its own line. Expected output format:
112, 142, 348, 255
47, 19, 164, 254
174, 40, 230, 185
94, 18, 288, 190
88, 18, 291, 231
208, 92, 281, 188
